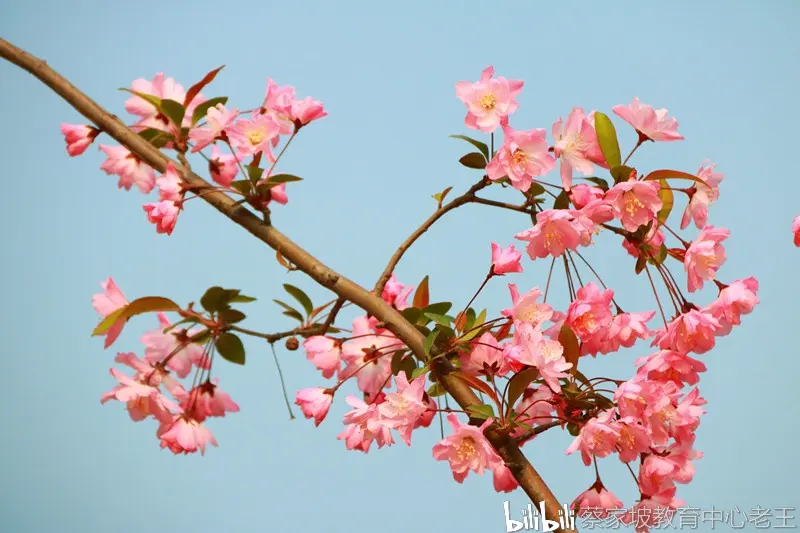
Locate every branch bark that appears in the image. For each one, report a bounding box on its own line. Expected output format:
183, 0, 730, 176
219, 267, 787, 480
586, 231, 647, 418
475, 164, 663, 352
0, 37, 574, 531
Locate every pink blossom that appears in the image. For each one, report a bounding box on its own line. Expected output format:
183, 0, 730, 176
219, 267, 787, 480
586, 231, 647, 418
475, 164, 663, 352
491, 461, 519, 493
486, 127, 556, 192
572, 485, 624, 519
125, 73, 187, 118
259, 78, 297, 134
565, 283, 614, 342
295, 387, 333, 426
140, 313, 208, 378
704, 277, 759, 335
460, 332, 510, 377
653, 309, 720, 354
569, 184, 605, 209
290, 97, 327, 127
605, 179, 663, 232
455, 66, 523, 133
158, 415, 218, 455
378, 373, 427, 445
552, 107, 605, 190
189, 103, 239, 152
340, 316, 402, 397
114, 352, 187, 402
681, 161, 724, 229
338, 395, 394, 452
432, 413, 498, 482
621, 495, 680, 532
516, 209, 588, 259
208, 145, 239, 187
183, 379, 240, 422
99, 144, 156, 193
60, 123, 99, 156
612, 97, 684, 142
634, 350, 706, 386
794, 215, 800, 247
605, 311, 656, 350
501, 284, 553, 327
414, 395, 437, 429
639, 454, 678, 496
684, 225, 729, 292
576, 200, 614, 226
92, 277, 128, 348
226, 114, 281, 158
267, 183, 288, 205
616, 417, 652, 463
303, 336, 342, 379
507, 323, 572, 393
491, 242, 523, 275
100, 368, 180, 424
381, 273, 414, 311
512, 386, 556, 437
143, 200, 180, 236
155, 163, 183, 202
565, 410, 620, 466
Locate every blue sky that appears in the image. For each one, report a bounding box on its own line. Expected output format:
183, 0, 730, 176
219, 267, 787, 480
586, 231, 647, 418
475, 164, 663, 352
1, 1, 798, 532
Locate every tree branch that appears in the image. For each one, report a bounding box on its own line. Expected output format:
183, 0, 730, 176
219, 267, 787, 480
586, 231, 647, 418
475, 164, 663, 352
373, 177, 491, 295
471, 196, 537, 215
229, 324, 324, 343
0, 37, 573, 531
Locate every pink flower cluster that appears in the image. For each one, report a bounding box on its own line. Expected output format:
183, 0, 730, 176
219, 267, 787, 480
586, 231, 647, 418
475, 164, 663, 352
93, 277, 239, 455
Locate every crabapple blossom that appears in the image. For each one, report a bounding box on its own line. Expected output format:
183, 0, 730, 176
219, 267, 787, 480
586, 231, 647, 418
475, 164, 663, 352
258, 78, 296, 134
290, 97, 327, 127
295, 388, 334, 426
793, 215, 800, 246
140, 312, 209, 378
60, 123, 99, 156
338, 395, 394, 452
605, 179, 663, 232
189, 103, 238, 152
226, 114, 281, 158
572, 485, 624, 518
455, 66, 523, 133
143, 200, 180, 235
182, 379, 240, 422
378, 372, 427, 445
612, 97, 684, 142
158, 415, 218, 455
99, 144, 156, 193
381, 273, 414, 310
432, 413, 499, 482
92, 277, 128, 348
507, 322, 572, 393
565, 409, 620, 465
705, 277, 759, 335
459, 332, 510, 377
501, 284, 554, 328
303, 336, 342, 379
208, 145, 239, 187
486, 127, 556, 192
516, 209, 589, 259
681, 161, 724, 229
551, 107, 606, 190
490, 243, 523, 275
684, 225, 729, 292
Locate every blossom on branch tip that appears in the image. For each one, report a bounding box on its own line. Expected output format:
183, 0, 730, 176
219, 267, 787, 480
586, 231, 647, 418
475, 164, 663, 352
684, 225, 729, 293
158, 415, 218, 455
296, 388, 333, 426
381, 274, 414, 311
612, 97, 684, 142
515, 209, 589, 259
572, 485, 624, 519
143, 200, 180, 236
704, 277, 759, 335
92, 277, 128, 348
189, 104, 239, 153
605, 179, 662, 232
99, 144, 156, 193
681, 161, 724, 229
491, 242, 523, 275
455, 66, 523, 133
432, 413, 498, 482
486, 127, 556, 192
60, 123, 99, 156
290, 97, 327, 128
552, 107, 606, 191
226, 114, 281, 158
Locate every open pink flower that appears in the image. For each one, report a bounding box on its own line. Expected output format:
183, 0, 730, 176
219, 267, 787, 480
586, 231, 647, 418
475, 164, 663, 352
259, 78, 296, 134
681, 161, 724, 229
653, 309, 720, 355
491, 242, 523, 275
794, 215, 800, 247
432, 413, 499, 482
612, 97, 684, 142
460, 332, 510, 377
378, 373, 427, 445
705, 277, 759, 335
125, 73, 187, 117
303, 336, 342, 379
114, 352, 187, 402
295, 387, 333, 426
61, 123, 100, 156
183, 379, 240, 422
552, 107, 605, 190
516, 209, 588, 259
615, 417, 652, 462
381, 273, 414, 311
569, 184, 605, 209
290, 97, 327, 127
189, 103, 239, 152
635, 350, 706, 386
158, 415, 218, 455
143, 200, 180, 236
486, 127, 556, 192
606, 311, 655, 350
92, 277, 128, 348
100, 368, 180, 424
155, 163, 183, 202
572, 485, 624, 519
338, 395, 394, 452
226, 114, 281, 158
208, 145, 239, 187
507, 323, 572, 393
565, 410, 620, 466
501, 284, 553, 328
99, 144, 156, 193
455, 66, 523, 133
340, 317, 403, 396
566, 283, 614, 341
491, 461, 519, 493
141, 313, 208, 378
605, 179, 662, 231
684, 225, 729, 292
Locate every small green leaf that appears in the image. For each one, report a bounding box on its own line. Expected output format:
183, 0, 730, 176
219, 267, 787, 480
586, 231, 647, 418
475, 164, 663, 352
92, 296, 181, 337
582, 177, 610, 191
246, 164, 264, 184
424, 312, 451, 327
466, 403, 495, 420
643, 169, 709, 186
159, 99, 186, 127
266, 173, 303, 184
553, 190, 570, 210
424, 329, 440, 355
527, 183, 546, 198
184, 65, 225, 108
649, 243, 668, 265
401, 307, 422, 324
216, 332, 245, 365
413, 276, 430, 309
656, 179, 673, 224
200, 286, 241, 313
283, 284, 313, 316
391, 351, 417, 378
138, 128, 173, 149
635, 253, 647, 275
449, 134, 490, 160
464, 308, 477, 331
189, 329, 211, 344
219, 308, 246, 324
423, 302, 452, 316
567, 422, 580, 436
412, 366, 430, 379
506, 368, 540, 416
426, 383, 447, 397
459, 152, 487, 170
610, 165, 636, 185
594, 112, 622, 169
229, 180, 251, 195
191, 96, 229, 125
119, 88, 162, 109
282, 309, 304, 322
231, 294, 256, 303
432, 186, 453, 209
475, 308, 487, 328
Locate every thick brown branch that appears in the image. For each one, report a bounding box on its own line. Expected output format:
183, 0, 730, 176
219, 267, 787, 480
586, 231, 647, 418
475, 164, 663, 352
373, 177, 491, 295
0, 38, 573, 531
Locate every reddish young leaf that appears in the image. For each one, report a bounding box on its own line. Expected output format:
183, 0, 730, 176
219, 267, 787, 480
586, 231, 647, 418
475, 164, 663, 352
559, 326, 580, 374
412, 275, 430, 309
184, 65, 225, 108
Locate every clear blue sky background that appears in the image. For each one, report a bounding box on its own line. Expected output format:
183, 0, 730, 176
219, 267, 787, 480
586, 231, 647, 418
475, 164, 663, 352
2, 1, 798, 531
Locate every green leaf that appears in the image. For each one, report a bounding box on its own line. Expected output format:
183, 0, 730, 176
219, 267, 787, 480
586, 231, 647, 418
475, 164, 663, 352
200, 286, 241, 313
582, 177, 610, 191
424, 312, 451, 327
413, 276, 430, 309
265, 173, 303, 184
411, 366, 429, 379
656, 179, 674, 224
273, 299, 303, 322
215, 332, 245, 365
159, 99, 186, 127
401, 306, 422, 324
594, 112, 622, 168
189, 329, 211, 345
282, 310, 304, 322
246, 164, 264, 184
475, 309, 487, 328
553, 190, 570, 210
391, 351, 417, 378
635, 253, 647, 275
184, 65, 225, 107
558, 326, 580, 374
527, 183, 546, 198
423, 302, 452, 316
424, 329, 440, 355
137, 128, 173, 149
610, 165, 636, 185
464, 308, 477, 331
219, 308, 246, 324
649, 243, 668, 265
506, 368, 540, 416
283, 284, 313, 316
92, 296, 181, 337
567, 422, 580, 436
426, 383, 447, 397
231, 294, 256, 303
466, 403, 495, 420
643, 169, 709, 186
119, 88, 162, 109
229, 180, 251, 195
191, 96, 229, 125
432, 186, 453, 209
449, 134, 490, 160
459, 152, 487, 170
